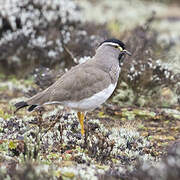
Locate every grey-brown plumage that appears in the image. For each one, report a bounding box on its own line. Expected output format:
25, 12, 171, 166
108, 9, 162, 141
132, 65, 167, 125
15, 39, 131, 113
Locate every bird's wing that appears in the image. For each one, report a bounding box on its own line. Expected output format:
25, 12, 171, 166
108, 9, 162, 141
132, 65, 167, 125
48, 64, 112, 103
27, 63, 112, 105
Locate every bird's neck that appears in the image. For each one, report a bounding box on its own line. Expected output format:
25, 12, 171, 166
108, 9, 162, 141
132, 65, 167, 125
94, 46, 120, 71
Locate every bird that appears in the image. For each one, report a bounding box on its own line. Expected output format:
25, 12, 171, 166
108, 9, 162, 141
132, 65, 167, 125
14, 38, 131, 136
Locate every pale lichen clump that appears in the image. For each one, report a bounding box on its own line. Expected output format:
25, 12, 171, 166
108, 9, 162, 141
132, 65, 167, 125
109, 127, 152, 159
58, 164, 106, 180
0, 107, 156, 179
78, 0, 167, 30
111, 19, 180, 107
0, 0, 84, 75
78, 56, 91, 64
0, 0, 81, 44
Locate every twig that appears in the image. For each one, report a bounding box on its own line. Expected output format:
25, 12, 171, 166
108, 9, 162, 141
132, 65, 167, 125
63, 45, 78, 64
41, 111, 63, 138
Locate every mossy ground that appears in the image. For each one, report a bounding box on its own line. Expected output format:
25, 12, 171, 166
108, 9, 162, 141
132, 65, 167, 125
0, 78, 180, 179
0, 0, 180, 179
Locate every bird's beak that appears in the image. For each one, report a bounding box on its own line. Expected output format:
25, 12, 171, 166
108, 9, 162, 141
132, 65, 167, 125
122, 49, 132, 56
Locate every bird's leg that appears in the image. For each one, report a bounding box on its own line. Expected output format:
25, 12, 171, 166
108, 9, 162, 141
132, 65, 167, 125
77, 112, 85, 135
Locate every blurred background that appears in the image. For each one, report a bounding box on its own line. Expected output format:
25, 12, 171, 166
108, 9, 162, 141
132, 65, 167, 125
0, 0, 180, 108
0, 1, 180, 179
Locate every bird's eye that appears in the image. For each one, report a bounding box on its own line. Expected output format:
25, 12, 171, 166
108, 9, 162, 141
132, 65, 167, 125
114, 45, 123, 51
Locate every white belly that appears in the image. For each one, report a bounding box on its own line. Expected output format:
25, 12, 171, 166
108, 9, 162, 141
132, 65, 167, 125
62, 83, 117, 111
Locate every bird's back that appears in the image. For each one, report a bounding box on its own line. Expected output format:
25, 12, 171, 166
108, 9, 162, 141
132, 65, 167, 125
27, 59, 112, 106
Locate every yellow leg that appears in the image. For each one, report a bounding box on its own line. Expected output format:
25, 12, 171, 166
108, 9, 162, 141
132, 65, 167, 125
77, 112, 85, 135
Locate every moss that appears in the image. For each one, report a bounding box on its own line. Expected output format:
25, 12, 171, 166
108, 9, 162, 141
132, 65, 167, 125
0, 109, 11, 120
0, 85, 8, 92
8, 140, 18, 150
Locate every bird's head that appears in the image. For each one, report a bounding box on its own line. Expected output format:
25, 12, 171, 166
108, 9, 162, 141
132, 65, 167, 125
98, 38, 131, 64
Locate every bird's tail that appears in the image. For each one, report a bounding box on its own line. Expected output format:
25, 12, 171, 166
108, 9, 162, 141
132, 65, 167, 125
14, 90, 49, 113
14, 101, 38, 113
14, 101, 28, 113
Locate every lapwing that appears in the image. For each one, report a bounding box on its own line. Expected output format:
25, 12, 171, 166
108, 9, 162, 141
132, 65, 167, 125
15, 39, 131, 135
